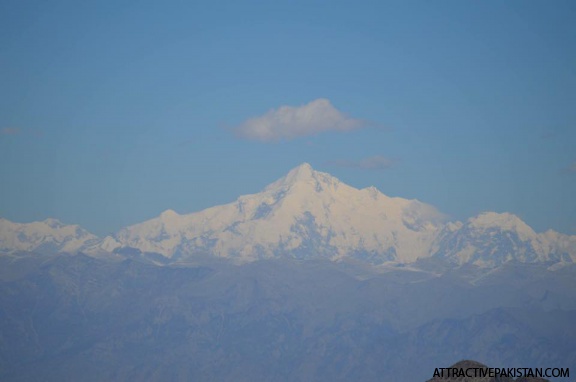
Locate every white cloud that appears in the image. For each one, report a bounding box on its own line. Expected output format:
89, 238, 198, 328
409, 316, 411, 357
235, 98, 365, 142
330, 155, 395, 170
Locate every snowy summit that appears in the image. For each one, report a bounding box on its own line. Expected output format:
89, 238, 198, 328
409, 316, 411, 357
1, 164, 575, 268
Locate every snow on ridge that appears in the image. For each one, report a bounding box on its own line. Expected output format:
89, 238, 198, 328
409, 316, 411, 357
0, 217, 97, 254
468, 212, 535, 236
264, 162, 342, 193
431, 210, 576, 267
1, 164, 575, 268
110, 163, 444, 263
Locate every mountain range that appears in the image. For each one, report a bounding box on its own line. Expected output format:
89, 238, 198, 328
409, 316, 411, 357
1, 252, 573, 382
1, 163, 575, 269
2, 163, 575, 381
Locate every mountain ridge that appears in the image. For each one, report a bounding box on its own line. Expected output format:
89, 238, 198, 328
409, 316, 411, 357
0, 217, 98, 255
106, 163, 447, 263
1, 163, 575, 268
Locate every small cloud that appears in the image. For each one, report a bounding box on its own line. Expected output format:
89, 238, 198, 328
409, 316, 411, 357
568, 162, 576, 172
1, 127, 20, 135
329, 155, 395, 170
234, 98, 366, 142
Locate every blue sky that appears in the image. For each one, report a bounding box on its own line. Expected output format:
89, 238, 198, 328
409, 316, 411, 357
1, 0, 575, 236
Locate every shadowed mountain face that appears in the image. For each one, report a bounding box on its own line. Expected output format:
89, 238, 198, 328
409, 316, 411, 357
1, 254, 574, 382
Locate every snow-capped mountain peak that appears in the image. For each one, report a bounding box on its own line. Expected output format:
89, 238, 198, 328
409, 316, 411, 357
159, 209, 182, 226
160, 209, 179, 218
431, 211, 576, 267
2, 164, 574, 269
111, 163, 444, 263
284, 162, 314, 181
264, 162, 341, 194
0, 217, 98, 255
42, 218, 65, 229
468, 212, 536, 240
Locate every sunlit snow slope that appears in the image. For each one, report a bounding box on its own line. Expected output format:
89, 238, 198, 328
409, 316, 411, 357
1, 164, 575, 267
112, 163, 444, 263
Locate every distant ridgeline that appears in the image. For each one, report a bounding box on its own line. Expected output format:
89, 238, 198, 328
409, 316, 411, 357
1, 164, 575, 270
1, 252, 575, 381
